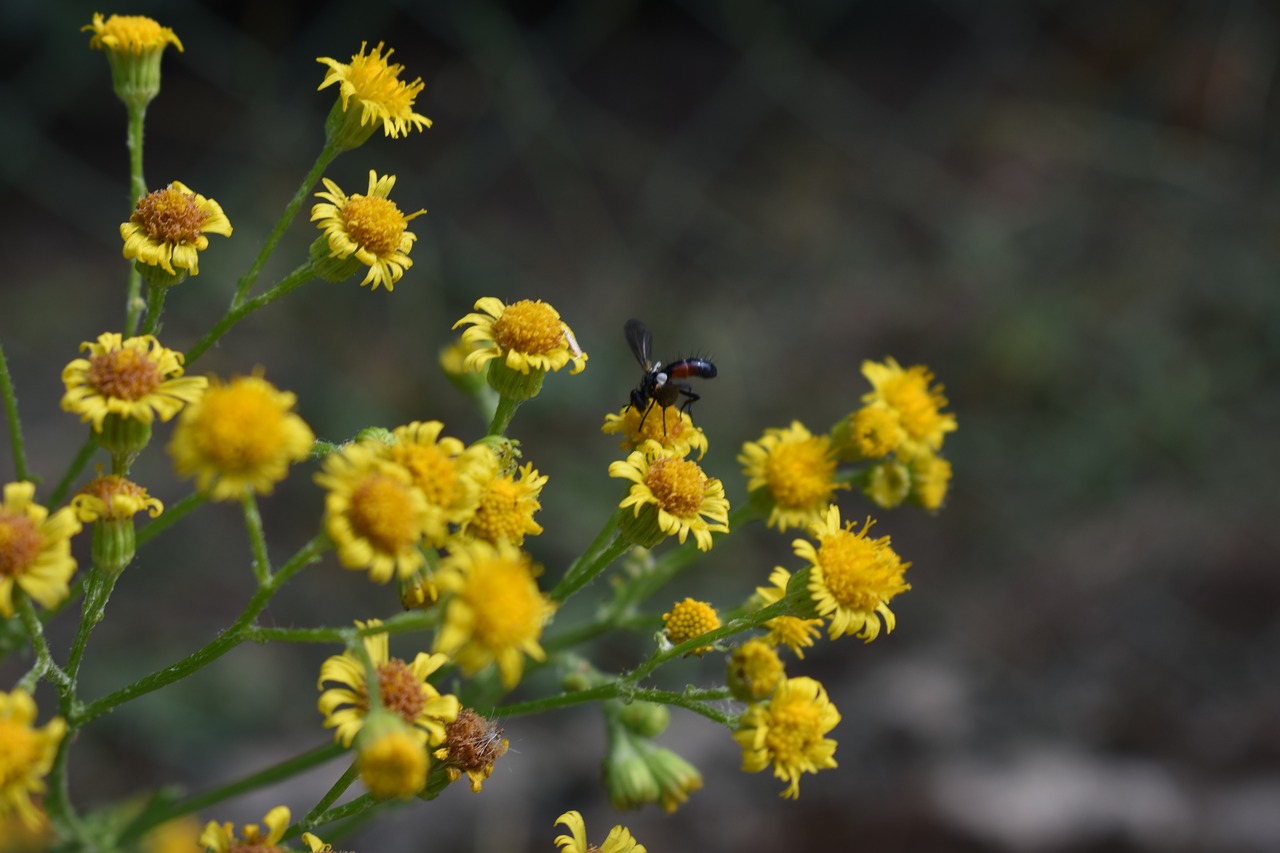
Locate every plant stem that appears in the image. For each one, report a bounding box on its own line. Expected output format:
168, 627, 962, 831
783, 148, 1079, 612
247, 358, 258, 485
486, 395, 522, 436
185, 263, 315, 367
139, 281, 169, 336
242, 491, 271, 583
0, 342, 30, 482
136, 492, 207, 547
123, 100, 148, 336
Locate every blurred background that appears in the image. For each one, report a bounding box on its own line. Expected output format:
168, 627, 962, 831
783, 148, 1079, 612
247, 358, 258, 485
3, 1, 1279, 850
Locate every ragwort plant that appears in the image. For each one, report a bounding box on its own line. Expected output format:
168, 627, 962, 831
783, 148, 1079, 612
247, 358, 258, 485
0, 14, 957, 852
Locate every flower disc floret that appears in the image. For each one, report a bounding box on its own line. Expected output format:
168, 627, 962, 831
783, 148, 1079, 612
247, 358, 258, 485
388, 421, 495, 546
0, 689, 66, 831
454, 297, 588, 375
315, 442, 432, 583
463, 462, 547, 545
602, 405, 708, 460
71, 475, 163, 522
168, 374, 315, 501
795, 505, 911, 642
83, 13, 182, 53
860, 357, 956, 456
61, 333, 206, 431
121, 182, 231, 276
662, 598, 720, 655
610, 445, 729, 551
432, 540, 554, 690
317, 41, 432, 138
0, 483, 82, 618
311, 170, 424, 290
734, 676, 840, 799
739, 421, 847, 532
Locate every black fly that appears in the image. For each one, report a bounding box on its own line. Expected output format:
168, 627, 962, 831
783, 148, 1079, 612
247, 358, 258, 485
624, 318, 717, 431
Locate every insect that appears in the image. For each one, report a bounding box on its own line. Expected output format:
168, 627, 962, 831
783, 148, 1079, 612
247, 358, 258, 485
624, 318, 717, 430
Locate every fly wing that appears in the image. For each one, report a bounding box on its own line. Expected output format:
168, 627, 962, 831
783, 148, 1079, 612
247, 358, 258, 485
624, 319, 653, 370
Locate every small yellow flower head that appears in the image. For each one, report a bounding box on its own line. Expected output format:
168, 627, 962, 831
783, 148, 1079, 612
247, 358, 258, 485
315, 442, 432, 583
863, 459, 910, 509
317, 619, 460, 748
356, 712, 430, 799
199, 805, 290, 853
432, 540, 554, 690
83, 14, 182, 108
433, 707, 510, 793
610, 445, 730, 551
61, 333, 207, 435
0, 482, 82, 618
909, 450, 952, 512
861, 357, 957, 456
120, 182, 232, 281
454, 298, 588, 395
727, 638, 785, 703
601, 404, 709, 460
662, 597, 721, 656
140, 816, 203, 853
462, 462, 547, 545
554, 810, 647, 853
168, 374, 315, 502
734, 675, 840, 799
72, 474, 162, 576
795, 505, 911, 642
71, 474, 163, 523
0, 689, 67, 832
387, 421, 495, 546
317, 41, 431, 148
752, 567, 823, 659
310, 170, 424, 291
831, 403, 902, 461
739, 421, 848, 533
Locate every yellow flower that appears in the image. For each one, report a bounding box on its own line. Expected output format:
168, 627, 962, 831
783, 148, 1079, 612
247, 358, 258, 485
863, 460, 910, 509
356, 716, 430, 799
734, 675, 840, 799
662, 597, 720, 656
83, 13, 182, 53
795, 505, 911, 642
71, 474, 163, 522
454, 297, 588, 376
317, 619, 460, 748
310, 170, 424, 291
168, 374, 315, 501
462, 462, 547, 545
554, 810, 646, 853
610, 444, 729, 551
860, 357, 956, 456
602, 404, 708, 460
751, 567, 823, 658
0, 689, 66, 832
199, 806, 290, 853
432, 540, 554, 690
120, 182, 231, 278
315, 441, 432, 583
433, 707, 510, 793
832, 403, 902, 461
140, 816, 203, 853
387, 421, 494, 546
727, 639, 785, 703
739, 421, 847, 532
0, 482, 82, 618
60, 333, 206, 432
909, 450, 952, 512
316, 41, 431, 139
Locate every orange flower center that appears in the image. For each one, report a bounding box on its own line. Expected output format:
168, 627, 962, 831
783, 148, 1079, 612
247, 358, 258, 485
766, 695, 824, 758
77, 475, 150, 520
131, 185, 208, 243
490, 301, 563, 355
340, 195, 407, 256
643, 457, 706, 517
442, 708, 508, 771
393, 443, 458, 508
376, 658, 427, 724
191, 383, 286, 470
87, 348, 162, 401
348, 475, 420, 553
0, 511, 41, 577
470, 478, 534, 543
663, 598, 720, 646
816, 531, 883, 609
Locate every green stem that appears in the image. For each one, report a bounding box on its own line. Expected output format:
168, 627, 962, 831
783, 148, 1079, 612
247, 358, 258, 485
495, 682, 733, 726
119, 742, 346, 845
300, 762, 359, 830
186, 262, 316, 367
124, 100, 148, 336
75, 534, 328, 725
625, 600, 790, 685
139, 281, 169, 337
49, 439, 98, 507
246, 611, 432, 644
242, 491, 271, 584
486, 395, 522, 436
0, 342, 30, 482
136, 492, 207, 547
14, 594, 71, 693
63, 568, 119, 688
233, 143, 341, 307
